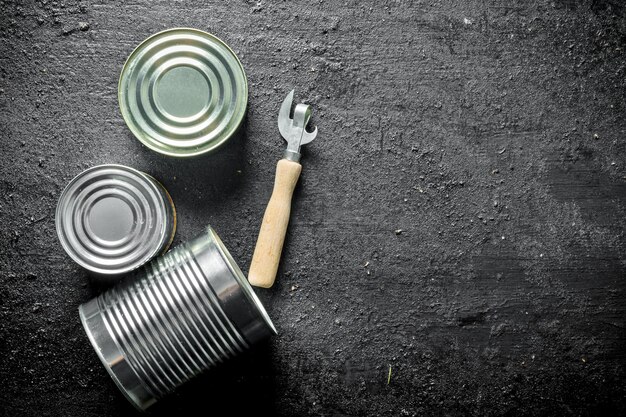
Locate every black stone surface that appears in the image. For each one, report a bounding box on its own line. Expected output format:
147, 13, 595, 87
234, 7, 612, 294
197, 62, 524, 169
1, 1, 625, 416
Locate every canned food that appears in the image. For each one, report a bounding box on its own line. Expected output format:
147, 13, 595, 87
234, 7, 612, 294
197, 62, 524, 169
118, 28, 248, 157
56, 164, 176, 276
79, 226, 276, 410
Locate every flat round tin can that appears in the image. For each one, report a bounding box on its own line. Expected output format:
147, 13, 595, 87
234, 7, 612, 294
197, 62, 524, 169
118, 28, 248, 157
55, 165, 176, 276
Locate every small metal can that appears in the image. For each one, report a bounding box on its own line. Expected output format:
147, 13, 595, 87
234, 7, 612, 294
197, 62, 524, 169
79, 226, 276, 410
56, 164, 176, 276
118, 28, 248, 157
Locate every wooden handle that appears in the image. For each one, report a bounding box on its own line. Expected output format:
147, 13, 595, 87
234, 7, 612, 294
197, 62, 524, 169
248, 158, 302, 288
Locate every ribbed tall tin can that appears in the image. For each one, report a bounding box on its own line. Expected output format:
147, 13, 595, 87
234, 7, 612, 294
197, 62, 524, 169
79, 226, 276, 410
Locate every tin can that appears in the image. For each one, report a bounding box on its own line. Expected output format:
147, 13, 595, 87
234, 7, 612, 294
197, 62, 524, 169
56, 164, 176, 276
79, 226, 276, 410
118, 28, 248, 157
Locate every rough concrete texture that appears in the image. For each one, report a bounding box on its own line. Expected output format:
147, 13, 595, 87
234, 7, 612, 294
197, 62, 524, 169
1, 0, 625, 416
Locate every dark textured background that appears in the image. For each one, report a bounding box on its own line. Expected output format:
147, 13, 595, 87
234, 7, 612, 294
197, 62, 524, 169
1, 0, 626, 416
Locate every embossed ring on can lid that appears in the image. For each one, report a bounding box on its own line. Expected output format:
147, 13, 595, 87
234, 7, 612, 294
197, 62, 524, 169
118, 28, 248, 157
55, 164, 176, 275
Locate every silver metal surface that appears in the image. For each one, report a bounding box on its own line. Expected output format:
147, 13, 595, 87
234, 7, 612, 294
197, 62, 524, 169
79, 226, 276, 410
118, 28, 248, 157
56, 164, 176, 276
278, 90, 318, 162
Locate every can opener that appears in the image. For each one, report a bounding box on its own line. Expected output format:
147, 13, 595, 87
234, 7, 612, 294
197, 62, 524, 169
248, 90, 318, 288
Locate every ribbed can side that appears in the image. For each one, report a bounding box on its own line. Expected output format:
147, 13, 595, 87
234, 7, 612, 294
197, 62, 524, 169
97, 242, 248, 399
80, 226, 276, 410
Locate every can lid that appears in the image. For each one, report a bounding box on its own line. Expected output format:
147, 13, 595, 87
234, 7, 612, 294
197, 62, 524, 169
118, 28, 248, 157
56, 165, 175, 275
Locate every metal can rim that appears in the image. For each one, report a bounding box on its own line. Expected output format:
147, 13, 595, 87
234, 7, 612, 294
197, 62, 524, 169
205, 226, 277, 337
